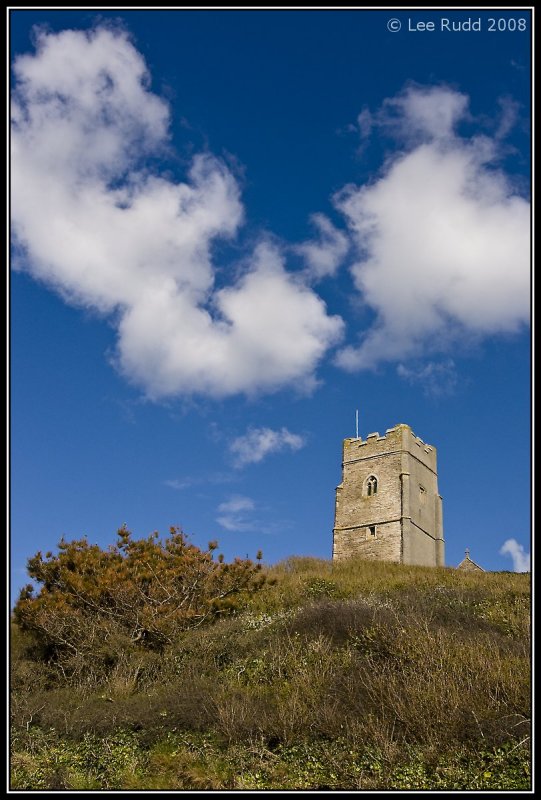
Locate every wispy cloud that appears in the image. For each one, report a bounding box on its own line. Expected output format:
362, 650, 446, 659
334, 83, 529, 371
216, 495, 256, 531
215, 495, 292, 535
494, 96, 520, 141
499, 539, 530, 572
397, 359, 458, 397
294, 213, 349, 281
11, 26, 343, 401
165, 478, 194, 491
165, 472, 235, 491
229, 426, 306, 468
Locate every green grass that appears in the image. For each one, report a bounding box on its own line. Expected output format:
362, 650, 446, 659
11, 557, 531, 790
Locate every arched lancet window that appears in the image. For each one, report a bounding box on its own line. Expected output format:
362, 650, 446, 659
366, 475, 378, 496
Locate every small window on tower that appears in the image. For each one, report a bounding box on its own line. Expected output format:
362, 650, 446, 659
419, 485, 426, 503
367, 475, 378, 496
368, 525, 377, 538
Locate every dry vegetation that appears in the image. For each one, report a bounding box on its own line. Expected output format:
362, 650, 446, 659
11, 547, 531, 790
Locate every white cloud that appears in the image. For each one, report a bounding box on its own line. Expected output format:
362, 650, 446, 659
356, 108, 373, 139
494, 96, 520, 141
218, 496, 255, 513
215, 494, 290, 534
294, 213, 349, 280
499, 539, 530, 572
165, 472, 235, 490
165, 478, 194, 491
379, 84, 469, 142
11, 26, 343, 400
216, 495, 256, 531
229, 426, 306, 468
334, 84, 530, 371
397, 359, 458, 397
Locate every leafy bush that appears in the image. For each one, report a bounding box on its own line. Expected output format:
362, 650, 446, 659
10, 728, 530, 791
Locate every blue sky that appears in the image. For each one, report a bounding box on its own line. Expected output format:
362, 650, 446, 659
10, 8, 531, 603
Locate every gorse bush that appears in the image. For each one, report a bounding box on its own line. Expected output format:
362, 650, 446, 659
11, 550, 530, 790
14, 526, 266, 681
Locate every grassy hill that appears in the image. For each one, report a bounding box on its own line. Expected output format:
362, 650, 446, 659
11, 556, 531, 790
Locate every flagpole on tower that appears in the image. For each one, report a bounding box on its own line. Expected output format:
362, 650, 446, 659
355, 409, 359, 439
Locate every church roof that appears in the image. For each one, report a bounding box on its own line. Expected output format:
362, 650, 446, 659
456, 548, 485, 572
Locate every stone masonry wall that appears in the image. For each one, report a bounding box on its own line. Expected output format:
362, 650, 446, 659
402, 427, 444, 566
333, 520, 402, 561
333, 424, 444, 567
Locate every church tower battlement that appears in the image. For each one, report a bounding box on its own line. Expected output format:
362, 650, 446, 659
333, 423, 444, 567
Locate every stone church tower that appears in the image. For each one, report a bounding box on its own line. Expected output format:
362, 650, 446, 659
333, 423, 444, 567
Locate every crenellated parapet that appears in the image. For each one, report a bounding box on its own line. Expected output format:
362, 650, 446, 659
342, 424, 437, 474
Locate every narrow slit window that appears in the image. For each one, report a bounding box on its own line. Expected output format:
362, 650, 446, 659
367, 475, 378, 496
368, 525, 377, 538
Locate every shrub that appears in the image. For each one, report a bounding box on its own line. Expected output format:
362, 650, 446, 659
11, 553, 530, 790
14, 526, 266, 680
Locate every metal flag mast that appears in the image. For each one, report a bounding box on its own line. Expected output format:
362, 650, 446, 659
355, 409, 359, 439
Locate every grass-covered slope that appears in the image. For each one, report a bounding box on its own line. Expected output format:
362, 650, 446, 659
11, 557, 531, 790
